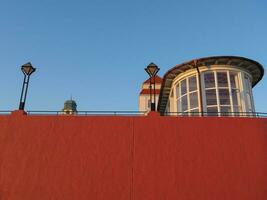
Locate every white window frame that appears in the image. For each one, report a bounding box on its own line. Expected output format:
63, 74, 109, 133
175, 75, 200, 115
169, 66, 255, 116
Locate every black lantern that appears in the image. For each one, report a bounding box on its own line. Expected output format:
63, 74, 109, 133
19, 62, 36, 110
145, 63, 160, 111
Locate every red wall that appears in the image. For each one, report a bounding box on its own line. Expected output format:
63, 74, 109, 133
0, 111, 267, 200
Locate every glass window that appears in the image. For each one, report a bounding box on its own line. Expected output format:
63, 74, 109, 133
203, 70, 243, 116
230, 73, 238, 88
205, 89, 217, 106
176, 75, 199, 114
230, 72, 241, 112
244, 76, 253, 111
190, 108, 200, 116
181, 96, 188, 112
190, 92, 198, 109
176, 84, 180, 98
177, 98, 181, 112
204, 73, 215, 88
231, 89, 239, 106
217, 72, 228, 87
220, 106, 231, 115
206, 107, 218, 116
181, 79, 187, 96
219, 89, 230, 105
189, 76, 197, 92
233, 106, 240, 113
246, 93, 252, 110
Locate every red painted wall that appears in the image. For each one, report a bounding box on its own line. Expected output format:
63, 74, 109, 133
0, 111, 267, 200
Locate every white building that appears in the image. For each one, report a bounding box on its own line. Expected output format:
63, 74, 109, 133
139, 75, 162, 112
156, 56, 264, 116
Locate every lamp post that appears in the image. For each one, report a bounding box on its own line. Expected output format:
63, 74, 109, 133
145, 63, 160, 111
19, 62, 36, 110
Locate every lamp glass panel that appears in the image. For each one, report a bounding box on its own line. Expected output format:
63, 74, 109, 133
147, 66, 159, 76
22, 66, 34, 75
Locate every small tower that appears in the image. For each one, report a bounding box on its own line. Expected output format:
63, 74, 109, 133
139, 75, 163, 111
62, 99, 78, 115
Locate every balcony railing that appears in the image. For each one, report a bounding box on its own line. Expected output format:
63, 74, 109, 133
0, 110, 146, 116
26, 110, 146, 116
163, 111, 267, 117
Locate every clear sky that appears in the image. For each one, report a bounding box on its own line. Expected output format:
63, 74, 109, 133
0, 0, 267, 111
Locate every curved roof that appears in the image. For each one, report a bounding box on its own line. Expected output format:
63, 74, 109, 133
158, 56, 264, 113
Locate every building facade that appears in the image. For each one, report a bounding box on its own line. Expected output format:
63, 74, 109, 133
139, 75, 162, 112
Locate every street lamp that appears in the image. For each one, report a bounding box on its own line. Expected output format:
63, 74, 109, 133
145, 63, 160, 111
19, 62, 36, 110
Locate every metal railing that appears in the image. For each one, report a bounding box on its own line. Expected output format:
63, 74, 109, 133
0, 111, 12, 115
163, 111, 267, 118
26, 110, 147, 116
1, 110, 267, 117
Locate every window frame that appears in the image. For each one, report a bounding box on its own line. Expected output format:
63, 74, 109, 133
175, 74, 200, 115
202, 70, 243, 116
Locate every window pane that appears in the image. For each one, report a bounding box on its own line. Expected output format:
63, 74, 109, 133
177, 98, 182, 112
217, 72, 228, 87
204, 73, 215, 88
219, 89, 230, 105
190, 108, 200, 116
176, 84, 180, 99
220, 106, 231, 116
181, 79, 187, 95
233, 106, 240, 113
230, 73, 238, 88
189, 92, 198, 109
232, 89, 239, 106
205, 89, 217, 105
244, 76, 251, 89
189, 76, 197, 92
246, 93, 252, 110
181, 95, 188, 112
206, 107, 218, 116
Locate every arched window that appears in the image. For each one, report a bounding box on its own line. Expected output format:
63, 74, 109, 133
176, 75, 200, 115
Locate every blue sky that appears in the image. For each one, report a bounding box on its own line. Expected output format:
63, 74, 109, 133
0, 0, 267, 111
